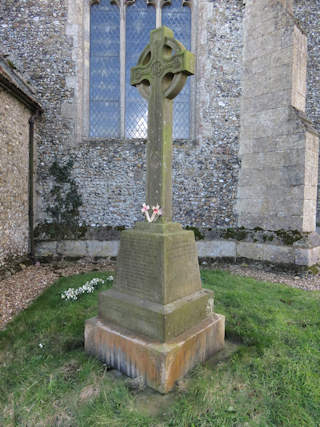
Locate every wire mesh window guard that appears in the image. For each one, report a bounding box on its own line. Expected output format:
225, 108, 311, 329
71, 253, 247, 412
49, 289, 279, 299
126, 2, 155, 139
90, 0, 120, 137
89, 0, 192, 139
162, 0, 191, 139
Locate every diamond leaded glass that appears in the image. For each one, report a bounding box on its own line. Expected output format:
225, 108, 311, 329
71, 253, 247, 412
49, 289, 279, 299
162, 0, 191, 139
125, 1, 156, 139
90, 0, 120, 137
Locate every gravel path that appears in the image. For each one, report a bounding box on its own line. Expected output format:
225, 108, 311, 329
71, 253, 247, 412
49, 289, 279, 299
0, 259, 115, 330
205, 261, 320, 291
1, 259, 319, 330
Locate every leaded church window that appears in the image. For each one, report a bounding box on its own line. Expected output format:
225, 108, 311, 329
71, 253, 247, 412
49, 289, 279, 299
89, 0, 192, 139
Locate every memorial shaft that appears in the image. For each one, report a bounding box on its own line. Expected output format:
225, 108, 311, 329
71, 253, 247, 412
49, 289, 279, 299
148, 83, 173, 221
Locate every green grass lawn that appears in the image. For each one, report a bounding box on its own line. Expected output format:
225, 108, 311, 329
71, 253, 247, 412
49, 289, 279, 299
1, 269, 320, 426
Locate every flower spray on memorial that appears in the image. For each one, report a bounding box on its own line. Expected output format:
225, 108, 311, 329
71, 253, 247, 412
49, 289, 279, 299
141, 203, 162, 223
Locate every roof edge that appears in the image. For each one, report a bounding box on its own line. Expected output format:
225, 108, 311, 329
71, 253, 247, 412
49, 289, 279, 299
0, 73, 42, 113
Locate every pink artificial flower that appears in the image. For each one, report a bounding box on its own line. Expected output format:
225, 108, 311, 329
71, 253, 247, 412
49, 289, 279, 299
152, 205, 161, 215
149, 204, 162, 222
141, 203, 150, 213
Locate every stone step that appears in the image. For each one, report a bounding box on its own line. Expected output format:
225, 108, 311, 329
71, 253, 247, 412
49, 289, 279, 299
98, 287, 214, 342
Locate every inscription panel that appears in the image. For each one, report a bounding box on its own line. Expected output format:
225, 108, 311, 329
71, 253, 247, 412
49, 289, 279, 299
115, 232, 163, 303
114, 229, 202, 305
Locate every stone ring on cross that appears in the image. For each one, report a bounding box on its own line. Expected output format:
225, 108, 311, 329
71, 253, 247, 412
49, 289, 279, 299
131, 26, 195, 101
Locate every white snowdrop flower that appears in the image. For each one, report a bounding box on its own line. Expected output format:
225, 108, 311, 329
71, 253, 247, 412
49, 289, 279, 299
61, 277, 106, 301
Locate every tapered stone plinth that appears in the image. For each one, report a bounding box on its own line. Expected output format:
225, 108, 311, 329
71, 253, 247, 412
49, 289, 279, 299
85, 222, 225, 392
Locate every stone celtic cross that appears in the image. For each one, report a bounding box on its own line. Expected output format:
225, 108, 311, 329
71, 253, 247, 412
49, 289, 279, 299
131, 26, 195, 222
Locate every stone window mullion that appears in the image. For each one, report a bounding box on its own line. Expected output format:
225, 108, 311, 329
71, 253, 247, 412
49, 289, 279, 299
188, 0, 196, 140
120, 0, 126, 138
111, 0, 130, 139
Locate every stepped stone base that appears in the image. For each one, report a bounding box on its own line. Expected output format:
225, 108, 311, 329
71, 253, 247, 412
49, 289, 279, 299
99, 288, 214, 342
85, 313, 225, 393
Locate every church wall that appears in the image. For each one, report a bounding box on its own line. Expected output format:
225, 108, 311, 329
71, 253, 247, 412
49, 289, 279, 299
294, 0, 320, 222
0, 89, 30, 266
0, 0, 320, 250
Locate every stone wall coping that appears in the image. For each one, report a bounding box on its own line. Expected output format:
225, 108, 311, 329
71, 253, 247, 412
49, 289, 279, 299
35, 238, 320, 267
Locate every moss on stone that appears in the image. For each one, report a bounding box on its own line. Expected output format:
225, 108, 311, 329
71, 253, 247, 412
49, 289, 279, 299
184, 226, 205, 241
275, 229, 303, 246
262, 234, 274, 242
308, 265, 319, 275
222, 227, 248, 241
34, 222, 87, 241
